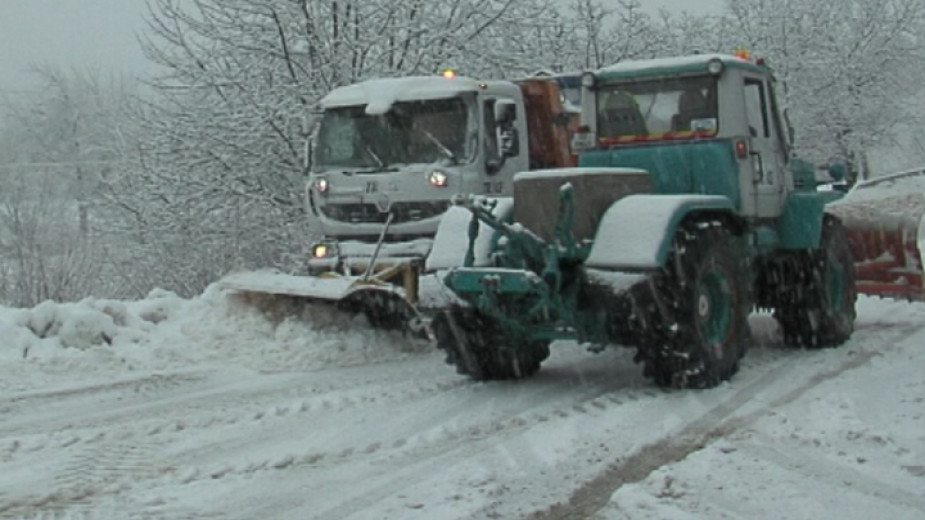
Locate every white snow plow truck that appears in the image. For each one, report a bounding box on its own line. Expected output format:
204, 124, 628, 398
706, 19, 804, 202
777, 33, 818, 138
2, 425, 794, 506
219, 71, 577, 332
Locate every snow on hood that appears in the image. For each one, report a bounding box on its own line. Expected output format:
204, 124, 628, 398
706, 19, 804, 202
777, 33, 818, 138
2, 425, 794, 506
321, 76, 481, 115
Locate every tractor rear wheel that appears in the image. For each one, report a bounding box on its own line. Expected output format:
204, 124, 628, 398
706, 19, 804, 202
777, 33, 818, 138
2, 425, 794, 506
432, 306, 550, 380
776, 217, 856, 348
637, 222, 751, 389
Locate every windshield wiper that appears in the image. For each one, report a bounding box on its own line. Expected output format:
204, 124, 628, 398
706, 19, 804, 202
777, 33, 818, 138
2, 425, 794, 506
365, 144, 385, 168
350, 144, 400, 173
421, 129, 458, 164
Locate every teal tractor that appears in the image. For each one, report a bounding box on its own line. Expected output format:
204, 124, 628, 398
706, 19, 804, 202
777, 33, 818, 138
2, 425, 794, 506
428, 53, 857, 389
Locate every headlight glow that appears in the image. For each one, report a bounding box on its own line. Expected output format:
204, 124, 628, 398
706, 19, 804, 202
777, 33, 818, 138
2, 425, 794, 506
428, 170, 448, 188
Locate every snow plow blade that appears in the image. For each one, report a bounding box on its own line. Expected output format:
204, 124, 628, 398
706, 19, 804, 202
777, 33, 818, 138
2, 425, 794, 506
218, 268, 429, 338
827, 168, 925, 301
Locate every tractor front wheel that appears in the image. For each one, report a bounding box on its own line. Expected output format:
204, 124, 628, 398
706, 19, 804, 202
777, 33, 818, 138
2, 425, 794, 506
432, 306, 550, 380
637, 222, 751, 389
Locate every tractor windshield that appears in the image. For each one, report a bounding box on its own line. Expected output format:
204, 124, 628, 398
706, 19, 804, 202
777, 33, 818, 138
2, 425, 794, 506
595, 76, 718, 141
314, 97, 475, 171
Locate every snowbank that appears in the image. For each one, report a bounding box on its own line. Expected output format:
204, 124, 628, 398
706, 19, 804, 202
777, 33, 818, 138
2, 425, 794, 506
0, 288, 184, 362
0, 283, 428, 391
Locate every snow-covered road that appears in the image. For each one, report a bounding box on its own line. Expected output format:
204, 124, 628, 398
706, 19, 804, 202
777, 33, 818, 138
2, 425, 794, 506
1, 289, 923, 519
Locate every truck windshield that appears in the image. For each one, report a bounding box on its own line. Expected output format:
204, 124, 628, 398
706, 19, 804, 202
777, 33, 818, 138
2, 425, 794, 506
595, 76, 717, 141
315, 97, 473, 171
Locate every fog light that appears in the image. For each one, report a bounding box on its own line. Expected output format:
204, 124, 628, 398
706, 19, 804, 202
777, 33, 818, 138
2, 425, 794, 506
312, 243, 330, 258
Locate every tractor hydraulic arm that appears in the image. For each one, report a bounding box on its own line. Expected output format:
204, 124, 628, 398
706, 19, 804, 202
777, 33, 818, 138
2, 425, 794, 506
462, 195, 547, 269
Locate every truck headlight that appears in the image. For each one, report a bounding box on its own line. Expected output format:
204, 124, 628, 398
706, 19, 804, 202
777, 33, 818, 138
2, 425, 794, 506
428, 170, 448, 188
312, 242, 333, 259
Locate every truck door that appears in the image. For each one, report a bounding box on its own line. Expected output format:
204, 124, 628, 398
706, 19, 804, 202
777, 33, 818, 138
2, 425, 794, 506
744, 76, 787, 218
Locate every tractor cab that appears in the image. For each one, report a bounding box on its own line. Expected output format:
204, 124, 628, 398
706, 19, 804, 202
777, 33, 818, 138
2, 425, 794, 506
574, 53, 798, 221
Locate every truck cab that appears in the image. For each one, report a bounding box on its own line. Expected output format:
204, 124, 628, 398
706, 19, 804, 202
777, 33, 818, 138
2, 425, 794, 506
307, 72, 575, 275
307, 75, 532, 271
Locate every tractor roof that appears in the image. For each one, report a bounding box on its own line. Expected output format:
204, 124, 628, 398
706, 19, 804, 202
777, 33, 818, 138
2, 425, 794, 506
594, 53, 766, 82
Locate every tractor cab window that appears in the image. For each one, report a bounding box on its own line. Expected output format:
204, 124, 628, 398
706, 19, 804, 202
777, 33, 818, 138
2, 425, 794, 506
596, 76, 718, 140
314, 96, 474, 171
744, 78, 770, 138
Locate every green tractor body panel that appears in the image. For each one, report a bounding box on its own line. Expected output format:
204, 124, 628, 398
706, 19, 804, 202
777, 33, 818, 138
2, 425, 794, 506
578, 140, 741, 209
777, 190, 846, 249
778, 192, 826, 250
790, 156, 818, 190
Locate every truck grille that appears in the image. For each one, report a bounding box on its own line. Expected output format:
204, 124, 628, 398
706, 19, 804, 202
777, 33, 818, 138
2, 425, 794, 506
321, 201, 451, 224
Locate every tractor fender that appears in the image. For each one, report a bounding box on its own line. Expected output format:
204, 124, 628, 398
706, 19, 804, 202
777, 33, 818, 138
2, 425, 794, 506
779, 191, 842, 250
426, 197, 514, 271
585, 194, 736, 270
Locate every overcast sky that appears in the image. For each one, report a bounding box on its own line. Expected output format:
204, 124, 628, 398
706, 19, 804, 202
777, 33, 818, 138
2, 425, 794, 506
0, 0, 725, 93
0, 0, 151, 93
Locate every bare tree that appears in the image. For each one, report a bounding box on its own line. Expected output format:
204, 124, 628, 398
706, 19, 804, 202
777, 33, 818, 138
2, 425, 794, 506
126, 0, 564, 296
0, 67, 136, 305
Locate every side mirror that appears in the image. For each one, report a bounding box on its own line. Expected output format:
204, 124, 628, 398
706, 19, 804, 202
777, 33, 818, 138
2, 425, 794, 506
498, 127, 519, 157
304, 138, 313, 174
303, 111, 321, 174
494, 99, 517, 124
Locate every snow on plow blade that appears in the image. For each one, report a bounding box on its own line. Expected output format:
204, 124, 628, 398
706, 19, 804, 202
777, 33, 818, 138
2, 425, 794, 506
218, 269, 429, 337
827, 168, 925, 301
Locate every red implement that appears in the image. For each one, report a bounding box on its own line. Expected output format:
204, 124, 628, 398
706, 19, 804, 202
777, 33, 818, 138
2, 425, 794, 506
827, 168, 925, 301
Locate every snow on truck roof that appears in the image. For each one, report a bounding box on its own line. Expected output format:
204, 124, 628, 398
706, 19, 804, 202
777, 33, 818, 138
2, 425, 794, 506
595, 53, 764, 79
321, 76, 490, 115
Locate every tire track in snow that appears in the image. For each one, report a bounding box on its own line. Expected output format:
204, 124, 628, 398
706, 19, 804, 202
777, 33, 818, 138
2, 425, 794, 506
740, 436, 925, 512
156, 353, 647, 486
0, 441, 167, 518
0, 355, 457, 450
141, 338, 800, 518
199, 349, 715, 519
0, 358, 460, 517
525, 321, 925, 520
4, 312, 913, 519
